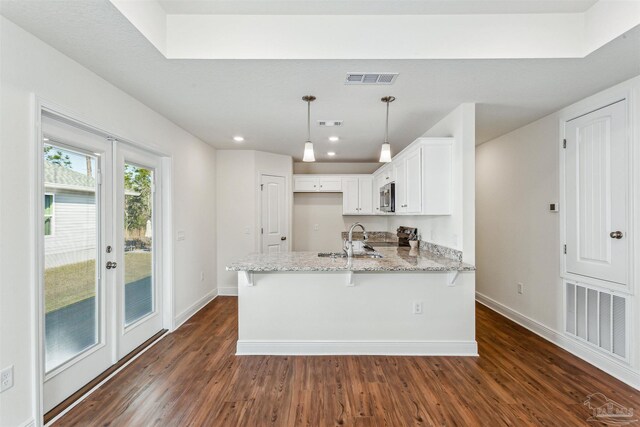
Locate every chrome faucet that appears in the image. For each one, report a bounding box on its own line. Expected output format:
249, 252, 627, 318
344, 223, 368, 258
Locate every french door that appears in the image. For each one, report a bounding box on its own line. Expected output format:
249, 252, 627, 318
41, 112, 163, 413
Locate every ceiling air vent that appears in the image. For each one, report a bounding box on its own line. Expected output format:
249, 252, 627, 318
318, 120, 343, 127
345, 73, 398, 85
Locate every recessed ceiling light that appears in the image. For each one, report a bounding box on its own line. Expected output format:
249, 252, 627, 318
233, 136, 244, 142
327, 151, 336, 156
329, 136, 339, 142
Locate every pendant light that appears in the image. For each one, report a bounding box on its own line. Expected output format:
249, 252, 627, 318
302, 95, 316, 162
379, 96, 395, 163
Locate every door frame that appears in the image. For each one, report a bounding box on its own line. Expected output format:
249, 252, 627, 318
559, 85, 636, 295
256, 171, 292, 253
32, 97, 175, 423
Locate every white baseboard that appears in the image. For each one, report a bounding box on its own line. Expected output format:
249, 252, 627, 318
236, 340, 478, 356
476, 292, 640, 390
217, 286, 238, 296
173, 289, 218, 329
19, 419, 35, 427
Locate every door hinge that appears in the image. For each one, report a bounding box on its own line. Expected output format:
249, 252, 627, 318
260, 184, 264, 191
562, 139, 566, 149
564, 244, 567, 254
261, 228, 263, 234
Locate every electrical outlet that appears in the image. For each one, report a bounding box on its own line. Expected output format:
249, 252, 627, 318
517, 282, 524, 295
313, 224, 319, 231
200, 272, 204, 281
413, 301, 423, 315
0, 366, 13, 392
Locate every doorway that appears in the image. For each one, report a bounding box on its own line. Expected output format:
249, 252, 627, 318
40, 111, 167, 415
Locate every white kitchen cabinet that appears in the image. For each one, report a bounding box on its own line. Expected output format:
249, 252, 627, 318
394, 147, 422, 214
421, 139, 452, 215
342, 176, 373, 215
293, 175, 342, 192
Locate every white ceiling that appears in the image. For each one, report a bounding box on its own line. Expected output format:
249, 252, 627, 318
156, 0, 598, 15
1, 1, 639, 162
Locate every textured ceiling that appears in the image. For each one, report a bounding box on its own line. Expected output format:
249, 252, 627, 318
1, 1, 639, 161
157, 0, 598, 15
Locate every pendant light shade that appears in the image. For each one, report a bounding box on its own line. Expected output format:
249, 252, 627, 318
379, 96, 396, 163
302, 95, 316, 162
303, 142, 315, 162
379, 142, 392, 162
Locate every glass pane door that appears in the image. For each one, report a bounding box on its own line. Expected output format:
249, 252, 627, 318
116, 144, 163, 358
44, 143, 100, 372
124, 163, 154, 325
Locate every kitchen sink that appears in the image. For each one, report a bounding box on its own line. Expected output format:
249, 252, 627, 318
318, 252, 383, 259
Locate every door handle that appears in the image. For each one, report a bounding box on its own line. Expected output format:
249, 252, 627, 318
281, 236, 287, 241
610, 231, 623, 239
106, 261, 117, 269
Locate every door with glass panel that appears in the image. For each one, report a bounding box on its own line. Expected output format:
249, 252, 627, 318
115, 144, 163, 357
42, 113, 114, 413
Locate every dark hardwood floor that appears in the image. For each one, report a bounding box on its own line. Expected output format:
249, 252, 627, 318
54, 297, 639, 426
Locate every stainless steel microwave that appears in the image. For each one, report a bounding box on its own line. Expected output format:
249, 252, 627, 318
380, 182, 395, 213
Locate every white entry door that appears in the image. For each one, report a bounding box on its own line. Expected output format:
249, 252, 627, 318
261, 175, 288, 253
565, 100, 628, 286
115, 144, 164, 358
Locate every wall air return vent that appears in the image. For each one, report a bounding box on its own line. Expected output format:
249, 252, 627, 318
565, 281, 628, 361
317, 120, 343, 127
345, 73, 398, 85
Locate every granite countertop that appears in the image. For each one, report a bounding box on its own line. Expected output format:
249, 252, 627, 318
226, 246, 475, 273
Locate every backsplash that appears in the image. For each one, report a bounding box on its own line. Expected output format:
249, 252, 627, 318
340, 231, 397, 243
419, 241, 463, 262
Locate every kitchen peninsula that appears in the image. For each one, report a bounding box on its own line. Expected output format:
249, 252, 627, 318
227, 242, 476, 356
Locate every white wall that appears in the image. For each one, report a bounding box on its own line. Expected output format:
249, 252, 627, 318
387, 103, 476, 263
293, 193, 389, 252
0, 17, 217, 426
294, 162, 380, 175
216, 150, 292, 294
476, 75, 640, 388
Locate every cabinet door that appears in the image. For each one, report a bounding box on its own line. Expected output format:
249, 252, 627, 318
394, 161, 407, 213
422, 142, 452, 214
319, 177, 342, 192
342, 178, 360, 215
565, 100, 628, 286
405, 148, 422, 214
373, 174, 385, 213
358, 177, 374, 215
293, 176, 319, 192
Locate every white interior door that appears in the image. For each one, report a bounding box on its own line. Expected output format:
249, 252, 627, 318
565, 100, 628, 286
41, 113, 115, 413
261, 175, 288, 253
115, 144, 164, 358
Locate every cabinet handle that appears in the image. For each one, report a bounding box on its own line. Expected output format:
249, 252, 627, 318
610, 231, 623, 239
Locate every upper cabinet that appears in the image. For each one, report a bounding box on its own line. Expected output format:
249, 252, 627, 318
292, 136, 453, 216
293, 175, 342, 192
421, 138, 453, 215
389, 137, 453, 215
342, 176, 373, 215
394, 146, 422, 214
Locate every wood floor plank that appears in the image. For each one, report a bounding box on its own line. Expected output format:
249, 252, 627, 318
53, 297, 640, 426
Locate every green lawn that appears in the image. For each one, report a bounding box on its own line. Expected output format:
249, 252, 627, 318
44, 252, 152, 313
